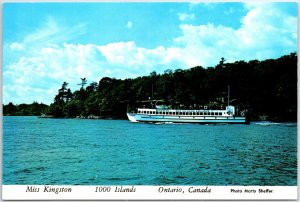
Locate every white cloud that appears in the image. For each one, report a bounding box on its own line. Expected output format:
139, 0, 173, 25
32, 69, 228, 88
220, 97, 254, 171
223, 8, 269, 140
3, 16, 90, 104
97, 41, 186, 72
3, 84, 59, 104
4, 39, 189, 104
3, 3, 297, 104
178, 13, 195, 21
126, 21, 133, 29
174, 3, 297, 66
10, 42, 25, 51
4, 43, 105, 104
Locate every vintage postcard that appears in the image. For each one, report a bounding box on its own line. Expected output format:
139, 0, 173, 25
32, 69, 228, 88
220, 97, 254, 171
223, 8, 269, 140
2, 0, 297, 200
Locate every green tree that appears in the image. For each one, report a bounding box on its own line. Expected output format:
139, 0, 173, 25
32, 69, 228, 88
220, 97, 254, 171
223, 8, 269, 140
46, 52, 297, 121
78, 78, 87, 89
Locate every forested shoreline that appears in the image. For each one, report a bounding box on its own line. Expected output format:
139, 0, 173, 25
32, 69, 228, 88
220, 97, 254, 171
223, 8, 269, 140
3, 53, 297, 121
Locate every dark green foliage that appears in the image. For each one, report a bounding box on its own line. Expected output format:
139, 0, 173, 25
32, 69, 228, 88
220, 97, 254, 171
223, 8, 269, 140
3, 53, 297, 121
50, 52, 296, 121
3, 102, 49, 116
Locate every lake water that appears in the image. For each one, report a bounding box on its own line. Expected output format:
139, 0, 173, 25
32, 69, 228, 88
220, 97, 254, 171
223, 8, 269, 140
3, 116, 297, 185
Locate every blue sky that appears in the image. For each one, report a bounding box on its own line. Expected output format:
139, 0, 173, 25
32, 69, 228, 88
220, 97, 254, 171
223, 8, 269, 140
3, 2, 298, 104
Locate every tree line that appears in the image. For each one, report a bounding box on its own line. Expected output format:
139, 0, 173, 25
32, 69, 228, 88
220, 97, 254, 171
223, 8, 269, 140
3, 52, 297, 121
3, 102, 48, 116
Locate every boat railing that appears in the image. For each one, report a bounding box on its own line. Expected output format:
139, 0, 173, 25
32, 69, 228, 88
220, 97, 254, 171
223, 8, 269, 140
137, 108, 236, 117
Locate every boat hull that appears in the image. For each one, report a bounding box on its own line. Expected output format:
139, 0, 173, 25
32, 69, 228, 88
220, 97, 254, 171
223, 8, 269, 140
127, 113, 247, 124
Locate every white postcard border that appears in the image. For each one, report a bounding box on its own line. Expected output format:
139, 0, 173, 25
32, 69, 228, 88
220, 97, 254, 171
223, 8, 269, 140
2, 185, 298, 200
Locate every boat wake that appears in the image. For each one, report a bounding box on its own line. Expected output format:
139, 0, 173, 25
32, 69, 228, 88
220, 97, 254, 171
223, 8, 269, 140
254, 121, 280, 126
155, 122, 185, 125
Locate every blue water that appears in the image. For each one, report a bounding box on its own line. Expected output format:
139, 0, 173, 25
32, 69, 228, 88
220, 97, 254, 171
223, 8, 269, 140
3, 116, 297, 185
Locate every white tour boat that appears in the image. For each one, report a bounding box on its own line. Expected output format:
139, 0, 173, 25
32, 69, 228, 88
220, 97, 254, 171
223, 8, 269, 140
127, 87, 249, 124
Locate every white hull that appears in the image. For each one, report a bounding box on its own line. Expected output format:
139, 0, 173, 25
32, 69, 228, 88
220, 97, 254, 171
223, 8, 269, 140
127, 113, 247, 124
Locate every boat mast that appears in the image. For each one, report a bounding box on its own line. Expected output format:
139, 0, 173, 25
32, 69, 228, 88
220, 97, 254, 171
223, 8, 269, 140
227, 85, 230, 106
152, 84, 154, 99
